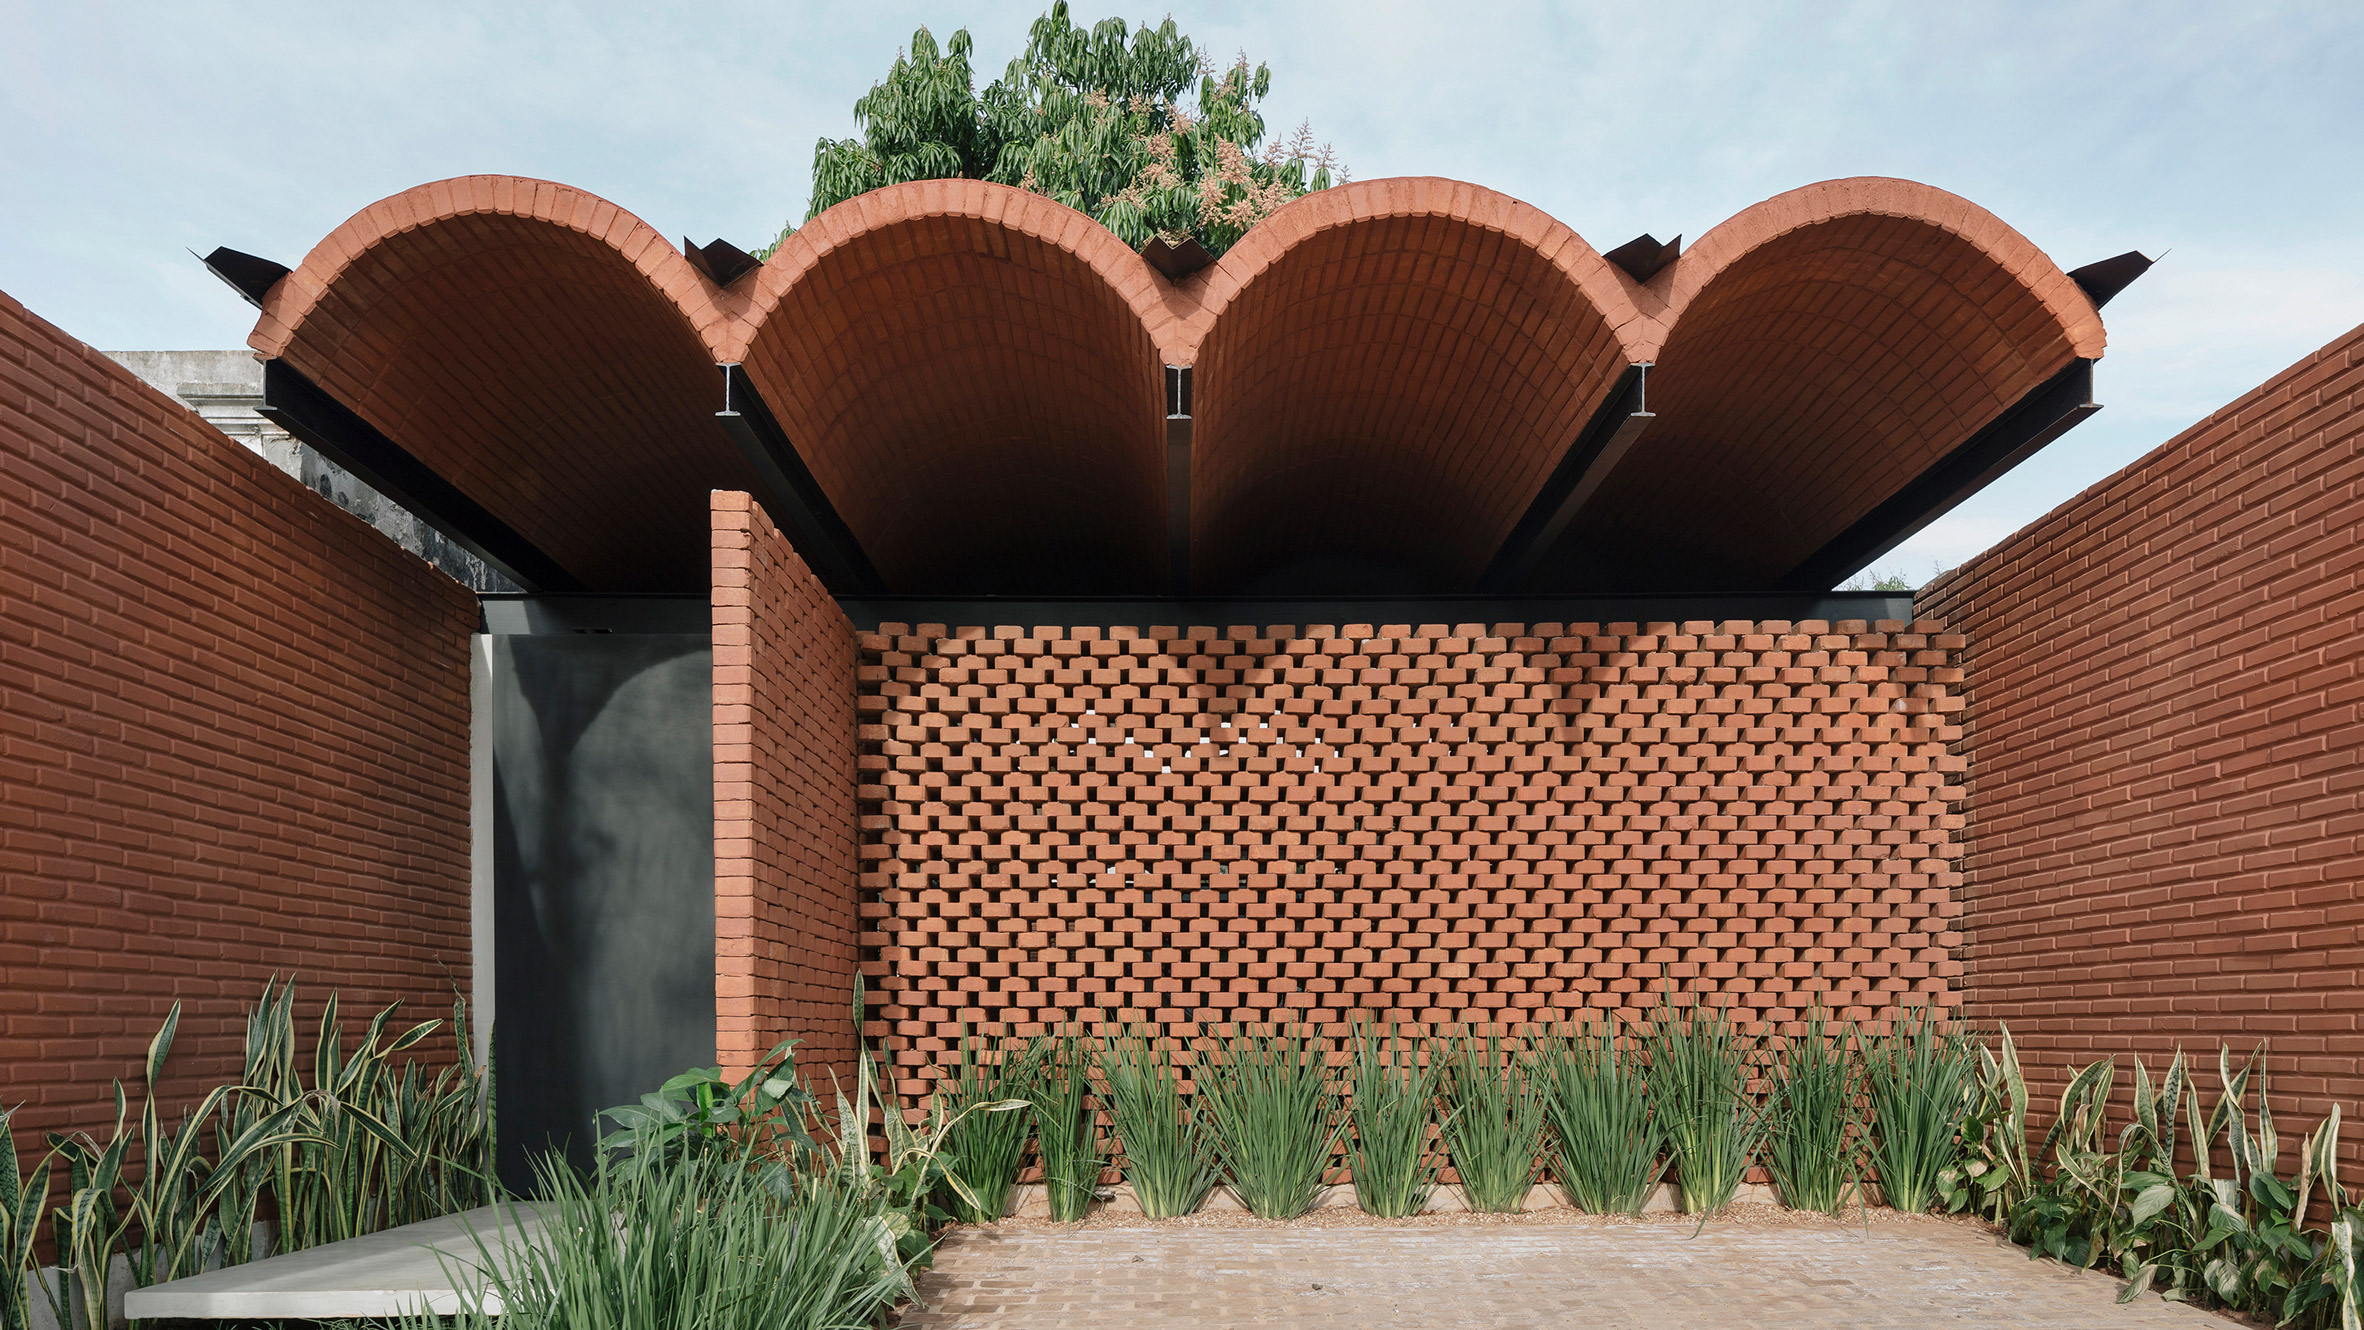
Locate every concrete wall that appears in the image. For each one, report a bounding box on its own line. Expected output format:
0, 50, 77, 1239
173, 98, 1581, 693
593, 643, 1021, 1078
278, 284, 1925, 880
485, 630, 715, 1182
1, 291, 478, 1139
1921, 320, 2364, 1155
104, 350, 515, 594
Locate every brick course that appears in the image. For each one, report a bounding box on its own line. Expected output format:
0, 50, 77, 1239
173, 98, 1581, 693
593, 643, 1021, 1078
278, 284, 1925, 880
1921, 320, 2364, 1154
254, 175, 2102, 599
712, 493, 862, 1089
857, 617, 1964, 1101
1, 289, 477, 1140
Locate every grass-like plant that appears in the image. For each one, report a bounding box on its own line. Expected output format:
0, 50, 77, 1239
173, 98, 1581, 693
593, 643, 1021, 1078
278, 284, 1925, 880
1098, 1028, 1219, 1218
223, 980, 495, 1254
932, 1027, 1039, 1224
1024, 1030, 1103, 1222
1646, 990, 1765, 1215
1863, 1004, 1973, 1213
0, 1108, 51, 1330
1199, 1025, 1341, 1219
412, 1126, 907, 1330
41, 983, 482, 1330
1537, 1015, 1666, 1215
1938, 1024, 2031, 1223
1762, 1005, 1861, 1214
1440, 1030, 1545, 1213
1347, 1022, 1444, 1218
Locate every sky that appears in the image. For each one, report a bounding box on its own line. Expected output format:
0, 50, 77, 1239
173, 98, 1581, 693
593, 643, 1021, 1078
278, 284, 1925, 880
4, 0, 2361, 585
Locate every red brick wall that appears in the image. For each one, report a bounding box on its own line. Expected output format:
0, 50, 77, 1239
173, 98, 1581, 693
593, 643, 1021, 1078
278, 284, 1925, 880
1, 290, 478, 1141
859, 617, 1965, 1099
1921, 321, 2364, 1151
712, 493, 861, 1091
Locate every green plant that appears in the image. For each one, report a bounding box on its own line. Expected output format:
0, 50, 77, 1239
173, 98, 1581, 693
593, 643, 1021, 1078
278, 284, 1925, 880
415, 1123, 910, 1330
1098, 1028, 1218, 1218
931, 1028, 1041, 1224
240, 983, 496, 1253
45, 1085, 130, 1330
1346, 1023, 1444, 1219
2009, 1053, 2125, 1270
1198, 1025, 1340, 1219
47, 1001, 317, 1330
1862, 1005, 1972, 1214
0, 1109, 51, 1330
603, 1037, 819, 1186
793, 5, 1340, 257
1762, 1007, 1861, 1214
379, 997, 499, 1227
1645, 992, 1765, 1215
2176, 1049, 2343, 1322
1440, 1030, 1545, 1214
1024, 1031, 1103, 1222
1939, 1024, 2031, 1224
1536, 1016, 1665, 1216
2, 983, 487, 1330
2009, 1044, 2352, 1323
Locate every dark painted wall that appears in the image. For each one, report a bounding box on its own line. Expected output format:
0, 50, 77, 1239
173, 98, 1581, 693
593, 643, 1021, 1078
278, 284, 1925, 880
488, 633, 714, 1185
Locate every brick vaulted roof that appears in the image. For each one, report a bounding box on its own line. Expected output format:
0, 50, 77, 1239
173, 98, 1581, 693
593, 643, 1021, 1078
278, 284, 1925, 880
247, 174, 2106, 595
251, 177, 758, 591
1184, 180, 1652, 593
1533, 179, 2108, 592
729, 182, 1177, 594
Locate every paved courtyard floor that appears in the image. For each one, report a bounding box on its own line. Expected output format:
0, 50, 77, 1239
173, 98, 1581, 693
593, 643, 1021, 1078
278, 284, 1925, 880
899, 1212, 2236, 1329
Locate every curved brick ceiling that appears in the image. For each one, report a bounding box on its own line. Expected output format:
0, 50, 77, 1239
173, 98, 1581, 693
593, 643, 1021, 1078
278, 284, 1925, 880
731, 181, 1174, 594
1532, 178, 2107, 592
1181, 179, 1654, 594
250, 175, 751, 592
250, 175, 2105, 597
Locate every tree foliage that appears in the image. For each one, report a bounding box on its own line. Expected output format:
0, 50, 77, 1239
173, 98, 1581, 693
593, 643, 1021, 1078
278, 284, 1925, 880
780, 4, 1342, 259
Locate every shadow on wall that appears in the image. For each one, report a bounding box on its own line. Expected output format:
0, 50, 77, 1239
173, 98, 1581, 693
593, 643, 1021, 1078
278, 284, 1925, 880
487, 634, 715, 1187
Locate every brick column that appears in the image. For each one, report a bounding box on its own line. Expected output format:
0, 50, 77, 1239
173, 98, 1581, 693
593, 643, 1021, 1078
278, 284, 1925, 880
711, 492, 861, 1090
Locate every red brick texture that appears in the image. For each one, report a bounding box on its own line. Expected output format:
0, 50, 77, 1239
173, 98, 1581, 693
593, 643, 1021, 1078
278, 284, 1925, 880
1552, 179, 2105, 590
712, 493, 862, 1090
857, 618, 1965, 1101
735, 184, 1170, 594
1185, 181, 1645, 592
2, 289, 478, 1142
253, 176, 2100, 597
1921, 320, 2364, 1154
251, 175, 759, 592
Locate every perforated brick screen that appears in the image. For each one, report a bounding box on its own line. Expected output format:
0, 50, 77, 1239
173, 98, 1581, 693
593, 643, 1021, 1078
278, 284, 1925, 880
856, 618, 1964, 1099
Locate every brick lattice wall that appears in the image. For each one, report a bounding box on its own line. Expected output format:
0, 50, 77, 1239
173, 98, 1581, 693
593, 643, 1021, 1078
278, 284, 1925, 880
1921, 321, 2364, 1151
859, 617, 1965, 1099
1, 290, 478, 1140
712, 493, 862, 1090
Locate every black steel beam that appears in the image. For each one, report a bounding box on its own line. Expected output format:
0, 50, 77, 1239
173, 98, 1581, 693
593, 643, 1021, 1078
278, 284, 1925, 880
716, 364, 885, 596
2068, 251, 2153, 309
834, 589, 1920, 632
1479, 363, 1654, 591
1143, 237, 1215, 282
258, 360, 583, 592
684, 237, 761, 288
1777, 358, 2099, 591
198, 247, 291, 310
1165, 365, 1193, 594
1603, 233, 1680, 284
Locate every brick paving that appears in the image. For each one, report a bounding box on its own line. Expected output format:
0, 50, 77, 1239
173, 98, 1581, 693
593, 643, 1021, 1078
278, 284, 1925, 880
900, 1218, 2235, 1329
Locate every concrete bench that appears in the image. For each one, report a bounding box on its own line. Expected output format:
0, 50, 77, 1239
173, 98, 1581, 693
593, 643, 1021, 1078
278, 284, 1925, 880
121, 1203, 550, 1320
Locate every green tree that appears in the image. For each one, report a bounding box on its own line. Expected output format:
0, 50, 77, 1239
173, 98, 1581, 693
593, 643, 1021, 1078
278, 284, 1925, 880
806, 26, 1001, 224
780, 4, 1340, 259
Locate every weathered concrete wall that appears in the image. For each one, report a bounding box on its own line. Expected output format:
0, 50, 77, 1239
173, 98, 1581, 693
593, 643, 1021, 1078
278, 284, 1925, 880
105, 349, 515, 592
